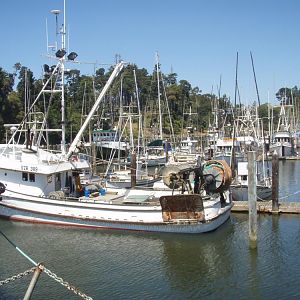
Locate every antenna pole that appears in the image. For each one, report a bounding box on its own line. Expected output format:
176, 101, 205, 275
46, 18, 49, 53
63, 0, 66, 50
49, 6, 66, 153
60, 0, 67, 154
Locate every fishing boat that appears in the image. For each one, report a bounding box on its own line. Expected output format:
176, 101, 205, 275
230, 160, 271, 201
91, 128, 129, 158
269, 99, 295, 158
0, 158, 233, 233
104, 161, 161, 189
140, 139, 170, 167
0, 2, 233, 234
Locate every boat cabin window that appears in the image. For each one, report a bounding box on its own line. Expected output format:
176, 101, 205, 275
22, 173, 28, 181
29, 173, 35, 182
22, 172, 36, 182
241, 175, 247, 181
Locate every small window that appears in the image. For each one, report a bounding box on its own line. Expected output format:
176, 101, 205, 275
241, 175, 247, 181
22, 173, 28, 181
55, 173, 61, 182
29, 173, 35, 182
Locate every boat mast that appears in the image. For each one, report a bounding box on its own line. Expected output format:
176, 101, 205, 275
156, 52, 163, 140
133, 69, 143, 158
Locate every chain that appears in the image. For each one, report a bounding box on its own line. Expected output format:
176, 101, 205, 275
43, 267, 93, 300
0, 267, 36, 286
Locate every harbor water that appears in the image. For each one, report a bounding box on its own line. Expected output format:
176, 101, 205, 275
1, 160, 300, 299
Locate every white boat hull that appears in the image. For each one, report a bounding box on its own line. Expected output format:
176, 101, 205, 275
142, 156, 167, 167
0, 193, 232, 234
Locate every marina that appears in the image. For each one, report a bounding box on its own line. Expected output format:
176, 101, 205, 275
1, 160, 300, 299
2, 0, 300, 299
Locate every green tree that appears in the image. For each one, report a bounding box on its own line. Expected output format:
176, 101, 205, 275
0, 68, 14, 141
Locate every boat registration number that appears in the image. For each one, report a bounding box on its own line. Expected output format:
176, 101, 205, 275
21, 165, 38, 172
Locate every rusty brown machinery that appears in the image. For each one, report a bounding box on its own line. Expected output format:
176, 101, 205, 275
160, 160, 232, 194
202, 160, 232, 193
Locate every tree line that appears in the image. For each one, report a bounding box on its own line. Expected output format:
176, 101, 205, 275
0, 62, 296, 145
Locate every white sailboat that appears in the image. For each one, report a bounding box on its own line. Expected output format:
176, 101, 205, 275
0, 2, 233, 234
140, 52, 172, 168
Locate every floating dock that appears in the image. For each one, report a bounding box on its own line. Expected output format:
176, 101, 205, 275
232, 201, 300, 214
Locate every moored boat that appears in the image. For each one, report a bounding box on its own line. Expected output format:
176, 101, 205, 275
230, 161, 271, 201
0, 2, 233, 234
0, 159, 233, 233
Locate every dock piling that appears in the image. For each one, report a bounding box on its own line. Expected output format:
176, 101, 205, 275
248, 151, 257, 248
272, 152, 279, 212
165, 139, 169, 163
131, 152, 136, 188
23, 263, 43, 300
91, 143, 96, 175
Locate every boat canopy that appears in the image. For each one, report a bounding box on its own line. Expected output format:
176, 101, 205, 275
147, 139, 172, 151
147, 139, 164, 147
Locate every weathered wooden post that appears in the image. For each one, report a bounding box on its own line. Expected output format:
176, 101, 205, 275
23, 264, 43, 300
248, 151, 257, 248
272, 151, 279, 212
92, 142, 96, 175
165, 140, 169, 163
131, 152, 136, 188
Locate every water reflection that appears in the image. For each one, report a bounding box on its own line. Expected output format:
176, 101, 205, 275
2, 214, 300, 299
279, 160, 297, 201
160, 221, 234, 298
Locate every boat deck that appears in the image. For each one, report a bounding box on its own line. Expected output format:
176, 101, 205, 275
78, 192, 161, 206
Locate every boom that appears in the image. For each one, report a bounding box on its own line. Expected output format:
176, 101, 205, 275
66, 61, 125, 159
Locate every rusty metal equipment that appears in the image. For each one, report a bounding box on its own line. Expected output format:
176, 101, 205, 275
160, 194, 205, 222
202, 160, 232, 193
160, 160, 232, 194
161, 163, 198, 190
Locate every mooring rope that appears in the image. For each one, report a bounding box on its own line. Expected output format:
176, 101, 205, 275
0, 231, 38, 266
278, 189, 300, 200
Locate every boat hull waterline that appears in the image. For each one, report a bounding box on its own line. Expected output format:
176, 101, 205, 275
0, 196, 232, 234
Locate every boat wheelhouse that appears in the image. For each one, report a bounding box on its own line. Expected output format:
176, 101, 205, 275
92, 129, 128, 151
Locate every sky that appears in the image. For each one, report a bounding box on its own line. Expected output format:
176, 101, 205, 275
1, 0, 300, 105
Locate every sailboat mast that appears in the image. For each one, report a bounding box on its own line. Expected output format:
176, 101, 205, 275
156, 52, 163, 140
133, 69, 143, 158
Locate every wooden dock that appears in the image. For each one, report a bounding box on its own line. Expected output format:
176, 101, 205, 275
232, 201, 300, 214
